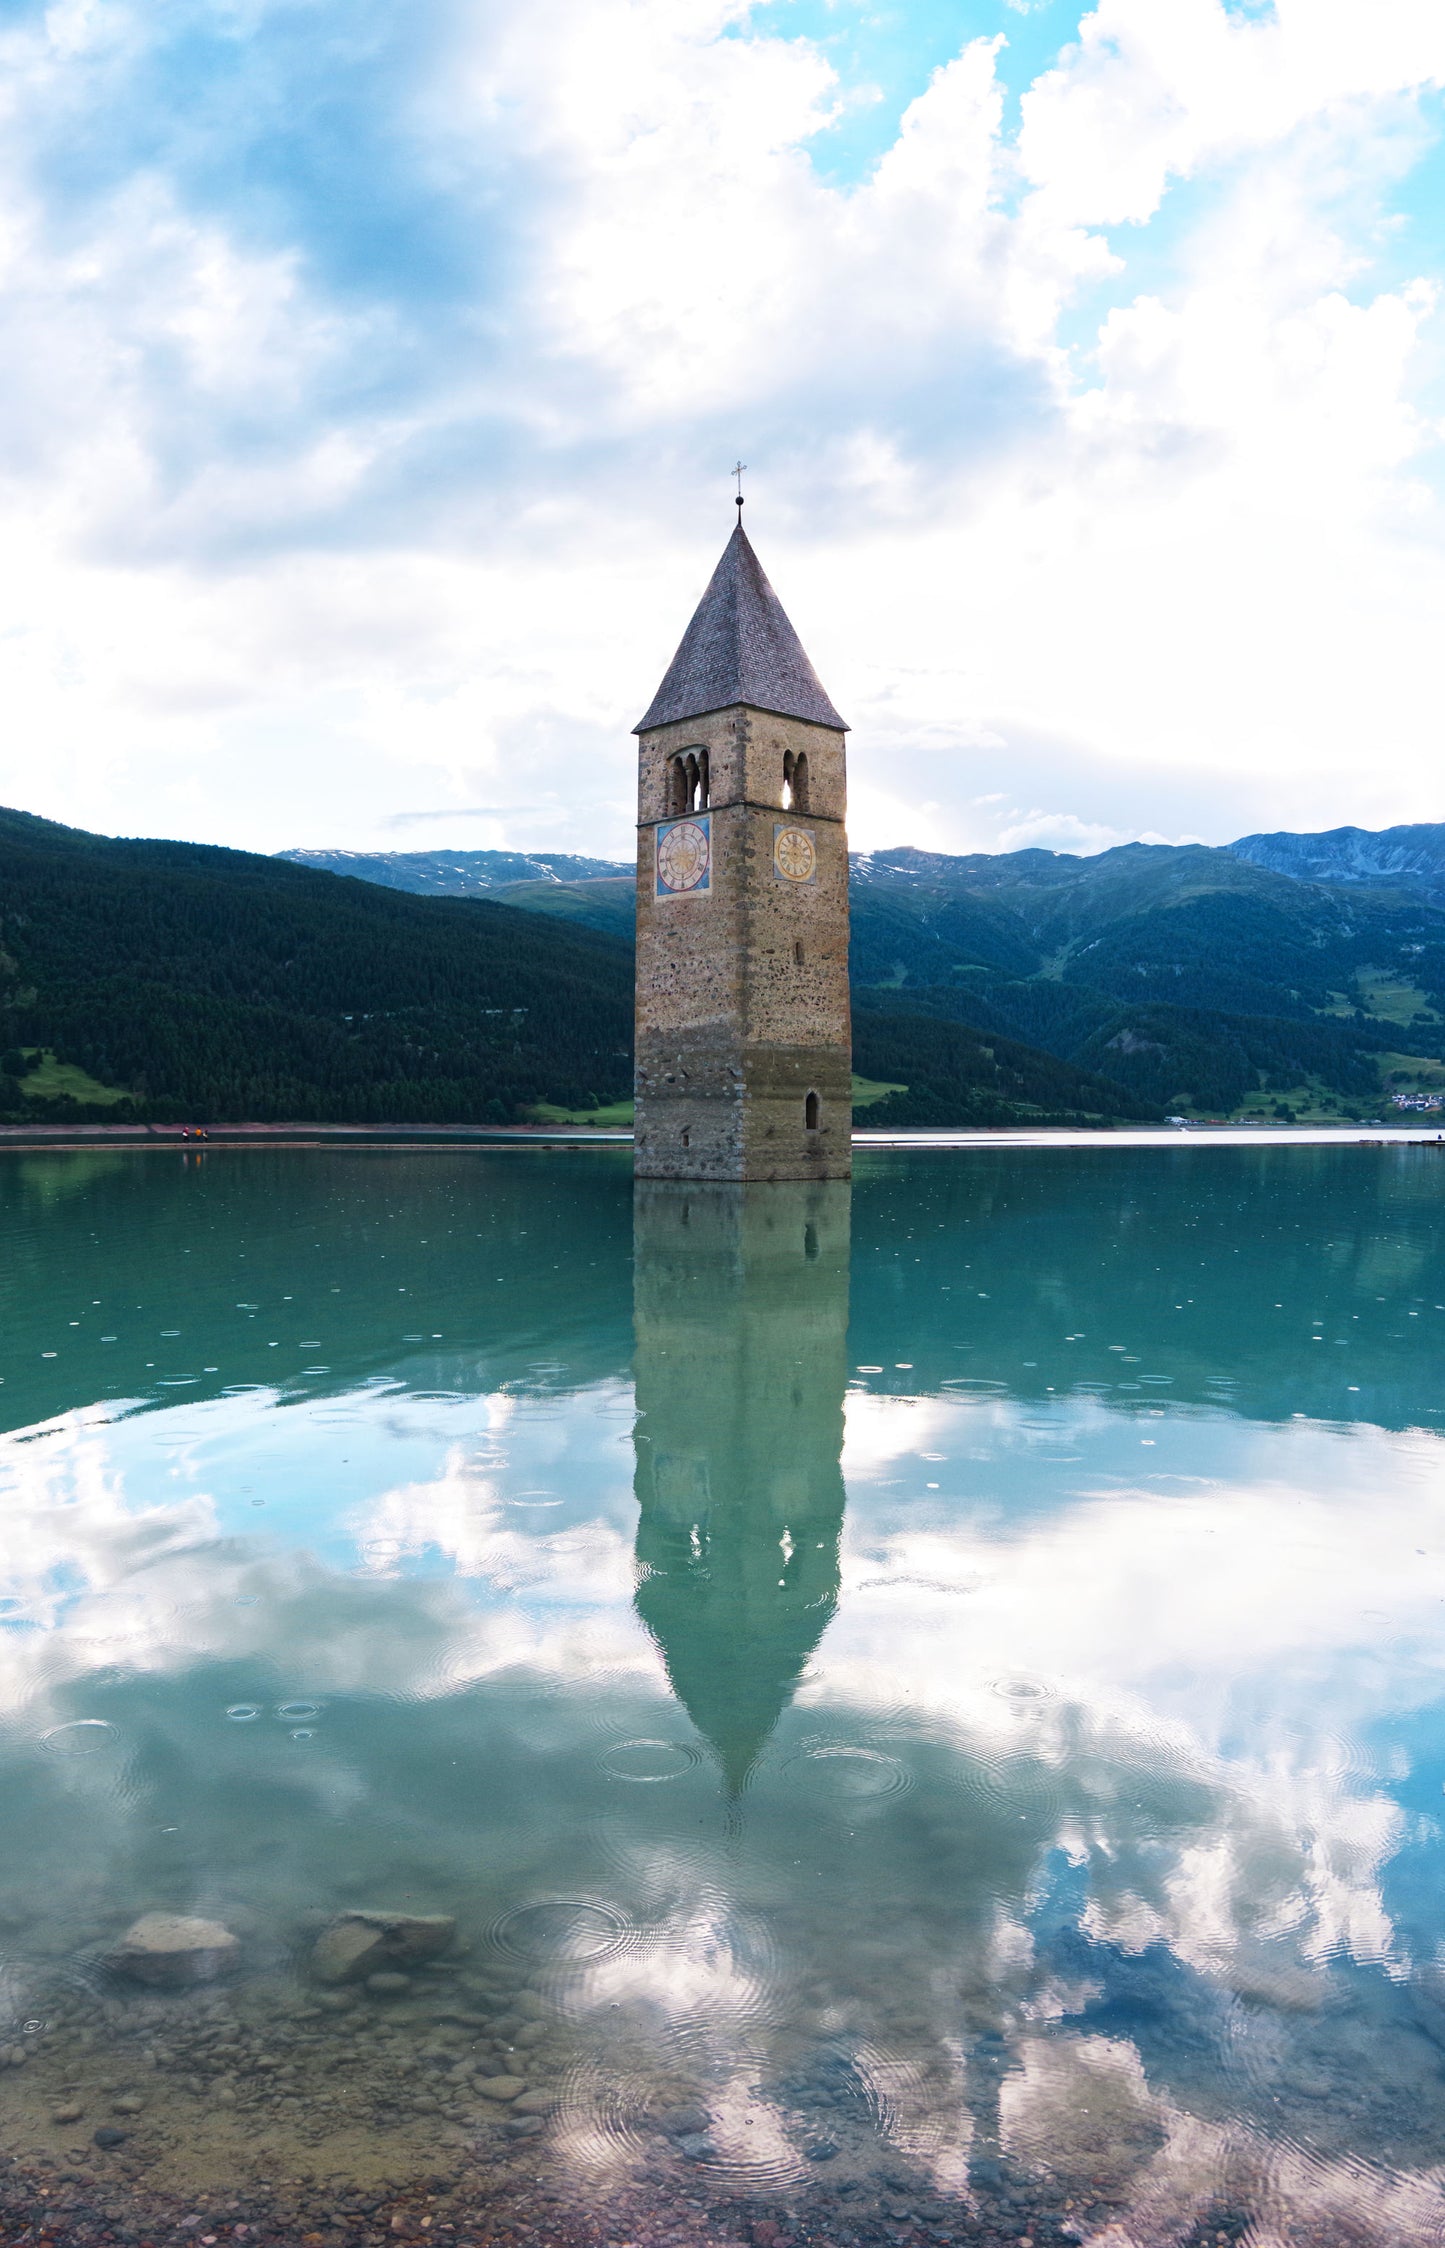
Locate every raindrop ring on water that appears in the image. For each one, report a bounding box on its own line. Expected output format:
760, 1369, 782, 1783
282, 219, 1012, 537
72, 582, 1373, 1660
599, 1738, 701, 1784
489, 1899, 633, 1964
225, 1704, 261, 1723
40, 1720, 117, 1757
786, 1744, 914, 1800
276, 1701, 321, 1723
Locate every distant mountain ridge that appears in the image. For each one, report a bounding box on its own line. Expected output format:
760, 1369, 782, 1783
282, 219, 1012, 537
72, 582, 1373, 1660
278, 847, 630, 894
1230, 822, 1445, 907
281, 821, 1445, 916
275, 825, 1445, 1122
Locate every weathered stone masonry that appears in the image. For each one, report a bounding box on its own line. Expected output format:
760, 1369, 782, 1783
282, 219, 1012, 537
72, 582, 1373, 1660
633, 523, 852, 1183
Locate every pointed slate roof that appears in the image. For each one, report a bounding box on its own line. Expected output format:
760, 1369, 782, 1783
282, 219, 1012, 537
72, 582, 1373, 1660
635, 521, 847, 734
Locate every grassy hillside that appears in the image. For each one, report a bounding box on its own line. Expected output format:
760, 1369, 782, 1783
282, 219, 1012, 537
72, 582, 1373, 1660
0, 808, 635, 1123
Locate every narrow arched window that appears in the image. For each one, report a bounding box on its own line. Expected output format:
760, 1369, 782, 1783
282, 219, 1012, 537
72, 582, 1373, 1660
804, 1090, 820, 1131
782, 750, 795, 811
792, 752, 809, 812
667, 747, 711, 815
794, 940, 805, 966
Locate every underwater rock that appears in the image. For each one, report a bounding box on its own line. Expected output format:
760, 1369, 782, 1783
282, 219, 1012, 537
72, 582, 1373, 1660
112, 1913, 241, 1986
311, 1912, 456, 1985
475, 2075, 528, 2102
1411, 1967, 1445, 2050
1219, 1947, 1326, 2013
656, 2107, 709, 2137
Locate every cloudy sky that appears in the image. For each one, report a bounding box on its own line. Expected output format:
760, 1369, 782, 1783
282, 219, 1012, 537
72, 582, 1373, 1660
1, 0, 1443, 862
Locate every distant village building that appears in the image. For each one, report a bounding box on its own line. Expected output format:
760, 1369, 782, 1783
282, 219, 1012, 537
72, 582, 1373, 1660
633, 518, 852, 1181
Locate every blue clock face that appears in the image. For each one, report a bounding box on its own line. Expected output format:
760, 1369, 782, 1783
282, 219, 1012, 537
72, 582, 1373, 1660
656, 816, 711, 895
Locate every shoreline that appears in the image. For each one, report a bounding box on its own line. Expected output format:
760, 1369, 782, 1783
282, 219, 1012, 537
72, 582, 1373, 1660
0, 1120, 1441, 1153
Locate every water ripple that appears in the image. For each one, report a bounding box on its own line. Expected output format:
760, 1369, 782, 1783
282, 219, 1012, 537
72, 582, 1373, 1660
784, 1743, 914, 1802
39, 1719, 118, 1757
487, 1898, 636, 1966
599, 1737, 702, 1784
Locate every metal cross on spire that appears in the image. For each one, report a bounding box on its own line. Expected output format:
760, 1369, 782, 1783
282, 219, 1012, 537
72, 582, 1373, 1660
732, 460, 747, 518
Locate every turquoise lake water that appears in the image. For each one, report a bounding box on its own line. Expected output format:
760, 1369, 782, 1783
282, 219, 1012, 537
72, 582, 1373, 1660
2, 1144, 1445, 2243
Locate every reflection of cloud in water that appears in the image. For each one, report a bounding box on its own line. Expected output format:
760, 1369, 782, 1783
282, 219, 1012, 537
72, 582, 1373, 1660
833, 1396, 1445, 1976
3, 1385, 1442, 2007
351, 1446, 637, 1603
1001, 2035, 1445, 2247
6, 1363, 1445, 2220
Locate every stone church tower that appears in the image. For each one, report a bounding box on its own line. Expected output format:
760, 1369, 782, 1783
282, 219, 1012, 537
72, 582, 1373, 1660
633, 519, 851, 1182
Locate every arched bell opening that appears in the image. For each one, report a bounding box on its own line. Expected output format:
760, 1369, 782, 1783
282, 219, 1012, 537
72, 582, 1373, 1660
668, 749, 710, 815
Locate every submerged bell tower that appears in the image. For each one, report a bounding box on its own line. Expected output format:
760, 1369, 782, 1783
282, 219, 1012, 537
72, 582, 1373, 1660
633, 514, 851, 1182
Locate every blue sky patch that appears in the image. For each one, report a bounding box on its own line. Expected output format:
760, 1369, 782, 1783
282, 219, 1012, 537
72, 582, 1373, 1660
734, 0, 1084, 183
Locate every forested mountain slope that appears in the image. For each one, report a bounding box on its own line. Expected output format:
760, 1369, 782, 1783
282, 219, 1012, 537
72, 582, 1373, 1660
0, 808, 1146, 1128
12, 803, 1442, 1128
0, 808, 635, 1122
446, 836, 1445, 1120
848, 843, 1445, 1116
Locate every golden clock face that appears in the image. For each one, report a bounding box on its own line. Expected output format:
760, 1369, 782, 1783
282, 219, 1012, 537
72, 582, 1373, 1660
656, 816, 711, 895
773, 824, 817, 883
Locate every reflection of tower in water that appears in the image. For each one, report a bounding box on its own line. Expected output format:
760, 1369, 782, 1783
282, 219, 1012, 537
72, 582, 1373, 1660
632, 1180, 850, 1794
